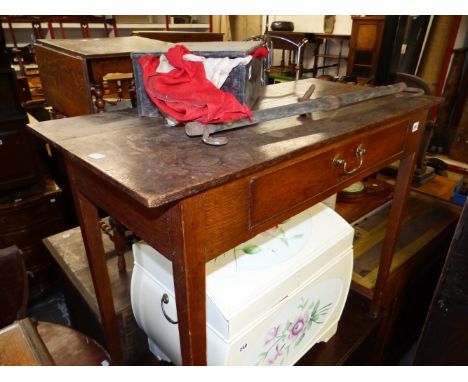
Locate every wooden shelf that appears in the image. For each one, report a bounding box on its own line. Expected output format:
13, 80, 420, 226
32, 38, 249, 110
335, 177, 394, 224
351, 191, 461, 296
43, 222, 147, 365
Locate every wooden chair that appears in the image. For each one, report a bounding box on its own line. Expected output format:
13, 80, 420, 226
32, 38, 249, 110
0, 245, 111, 365
267, 35, 308, 81
94, 73, 136, 113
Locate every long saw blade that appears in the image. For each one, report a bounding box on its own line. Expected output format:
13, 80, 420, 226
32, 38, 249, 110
185, 82, 408, 145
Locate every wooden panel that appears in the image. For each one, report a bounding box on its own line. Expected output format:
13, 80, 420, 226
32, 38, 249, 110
449, 100, 468, 162
356, 24, 379, 49
35, 45, 93, 116
43, 224, 147, 364
0, 319, 54, 366
250, 118, 409, 227
0, 117, 39, 191
0, 178, 67, 296
37, 322, 110, 366
413, 202, 468, 365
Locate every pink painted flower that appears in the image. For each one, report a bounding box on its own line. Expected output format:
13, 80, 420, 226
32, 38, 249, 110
288, 311, 309, 340
267, 344, 284, 365
264, 324, 281, 346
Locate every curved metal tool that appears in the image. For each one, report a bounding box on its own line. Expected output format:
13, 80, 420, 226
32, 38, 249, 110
187, 83, 316, 146
186, 82, 411, 146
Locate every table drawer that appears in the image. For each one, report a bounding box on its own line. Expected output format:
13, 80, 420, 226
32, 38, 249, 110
250, 118, 409, 227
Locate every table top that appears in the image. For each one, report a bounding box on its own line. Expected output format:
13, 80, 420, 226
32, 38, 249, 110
28, 79, 438, 209
34, 36, 173, 59
34, 36, 261, 59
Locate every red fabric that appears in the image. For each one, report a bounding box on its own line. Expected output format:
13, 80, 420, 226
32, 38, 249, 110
139, 45, 253, 124
251, 46, 269, 58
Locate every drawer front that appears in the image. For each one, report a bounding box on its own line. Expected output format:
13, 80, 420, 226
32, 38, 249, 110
250, 119, 409, 227
0, 217, 66, 269
0, 192, 64, 234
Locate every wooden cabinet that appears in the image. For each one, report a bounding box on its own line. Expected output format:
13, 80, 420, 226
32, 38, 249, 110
34, 36, 171, 117
347, 16, 385, 83
0, 65, 40, 191
0, 116, 40, 191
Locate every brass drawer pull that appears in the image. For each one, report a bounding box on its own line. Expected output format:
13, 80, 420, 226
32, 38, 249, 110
333, 144, 366, 175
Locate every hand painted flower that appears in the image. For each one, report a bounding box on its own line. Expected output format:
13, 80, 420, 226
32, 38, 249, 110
264, 324, 281, 346
267, 344, 284, 365
288, 311, 310, 340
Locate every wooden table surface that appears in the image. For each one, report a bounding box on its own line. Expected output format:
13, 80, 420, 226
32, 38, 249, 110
28, 79, 440, 365
35, 36, 172, 59
30, 79, 436, 208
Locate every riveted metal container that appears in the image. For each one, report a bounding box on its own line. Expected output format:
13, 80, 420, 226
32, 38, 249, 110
131, 41, 265, 118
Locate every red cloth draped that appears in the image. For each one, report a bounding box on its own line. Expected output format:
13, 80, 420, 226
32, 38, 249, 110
138, 45, 253, 124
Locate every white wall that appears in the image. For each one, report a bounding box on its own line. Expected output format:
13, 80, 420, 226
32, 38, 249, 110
267, 15, 352, 35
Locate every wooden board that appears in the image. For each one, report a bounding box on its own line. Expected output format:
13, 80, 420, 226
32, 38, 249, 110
0, 318, 54, 366
352, 192, 461, 292
42, 224, 147, 364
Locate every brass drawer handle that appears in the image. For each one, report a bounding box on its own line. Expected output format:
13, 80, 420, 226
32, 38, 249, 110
333, 145, 366, 175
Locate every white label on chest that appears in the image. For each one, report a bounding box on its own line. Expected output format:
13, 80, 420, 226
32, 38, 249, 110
412, 122, 420, 133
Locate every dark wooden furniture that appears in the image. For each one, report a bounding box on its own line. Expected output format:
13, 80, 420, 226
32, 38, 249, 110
28, 79, 439, 365
0, 177, 68, 297
34, 36, 172, 117
43, 223, 147, 364
0, 245, 111, 366
0, 26, 40, 191
313, 34, 350, 77
2, 16, 116, 44
0, 245, 28, 328
347, 16, 385, 83
132, 30, 224, 43
413, 201, 468, 365
447, 48, 468, 161
350, 192, 460, 363
0, 318, 54, 366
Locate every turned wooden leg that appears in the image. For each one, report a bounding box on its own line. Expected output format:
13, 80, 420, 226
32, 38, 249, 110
93, 83, 105, 113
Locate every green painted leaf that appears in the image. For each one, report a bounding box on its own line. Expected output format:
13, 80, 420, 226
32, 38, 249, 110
281, 219, 291, 225
280, 237, 289, 247
295, 332, 306, 347
242, 245, 262, 254
292, 234, 304, 239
